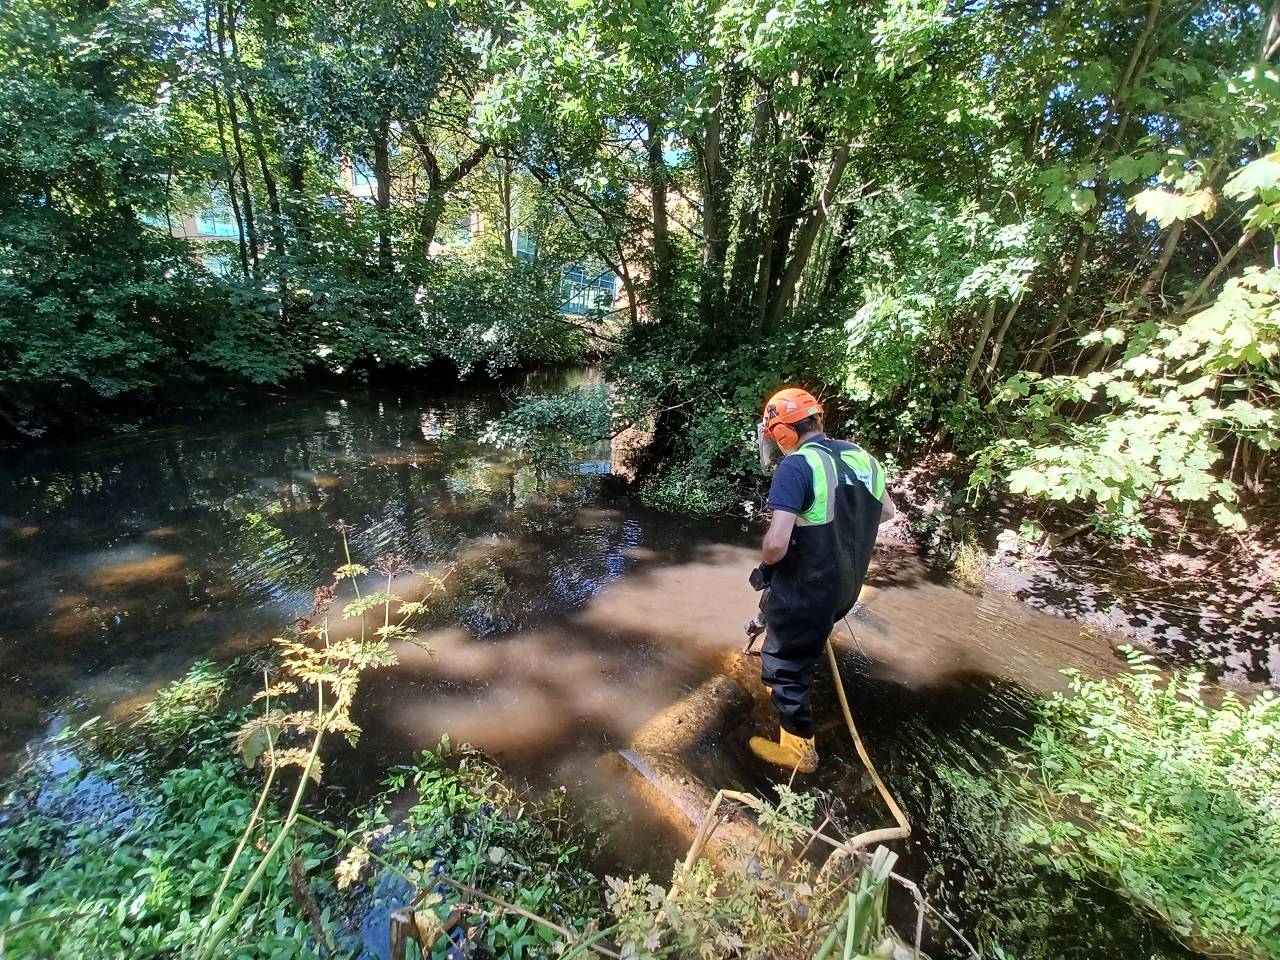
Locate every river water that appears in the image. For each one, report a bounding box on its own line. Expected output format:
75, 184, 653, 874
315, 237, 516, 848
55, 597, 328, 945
0, 373, 1195, 958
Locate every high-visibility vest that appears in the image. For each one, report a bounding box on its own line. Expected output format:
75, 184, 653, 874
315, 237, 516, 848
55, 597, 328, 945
765, 437, 886, 631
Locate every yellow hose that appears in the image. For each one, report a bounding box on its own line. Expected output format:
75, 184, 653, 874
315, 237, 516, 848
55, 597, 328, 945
825, 639, 911, 847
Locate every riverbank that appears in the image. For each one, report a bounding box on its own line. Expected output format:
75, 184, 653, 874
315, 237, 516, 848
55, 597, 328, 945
0, 659, 931, 960
887, 452, 1280, 688
7, 593, 1274, 960
0, 359, 559, 450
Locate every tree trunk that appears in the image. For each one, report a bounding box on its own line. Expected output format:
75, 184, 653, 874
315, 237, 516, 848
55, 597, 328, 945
958, 298, 998, 402
1136, 217, 1184, 303
753, 176, 781, 319
697, 83, 728, 328
979, 290, 1026, 394
1026, 223, 1092, 374
239, 88, 284, 258
1259, 0, 1280, 61
226, 9, 283, 259
373, 127, 392, 269
647, 112, 671, 322
726, 96, 773, 312
765, 139, 851, 328
1089, 0, 1163, 162
1179, 228, 1258, 315
214, 0, 258, 274
499, 161, 514, 257
202, 2, 248, 276
405, 124, 490, 258
418, 190, 447, 255
759, 124, 823, 326
821, 201, 861, 300
1026, 0, 1161, 370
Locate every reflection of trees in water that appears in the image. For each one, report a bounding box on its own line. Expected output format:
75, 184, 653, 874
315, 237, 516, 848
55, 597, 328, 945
0, 386, 650, 779
1, 386, 628, 651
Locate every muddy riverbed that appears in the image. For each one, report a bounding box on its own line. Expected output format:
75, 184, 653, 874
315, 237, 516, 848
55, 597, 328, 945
0, 375, 1199, 958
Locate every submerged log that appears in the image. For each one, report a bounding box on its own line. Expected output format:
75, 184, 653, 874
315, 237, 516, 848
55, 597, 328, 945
612, 671, 766, 866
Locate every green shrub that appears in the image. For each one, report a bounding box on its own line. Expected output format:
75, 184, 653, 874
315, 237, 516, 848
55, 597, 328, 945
0, 731, 334, 960
1014, 651, 1280, 958
638, 466, 737, 515
133, 659, 228, 753
336, 742, 608, 958
606, 320, 849, 514
481, 381, 613, 473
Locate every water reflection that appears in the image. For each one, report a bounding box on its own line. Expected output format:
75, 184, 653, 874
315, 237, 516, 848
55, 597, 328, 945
0, 374, 626, 776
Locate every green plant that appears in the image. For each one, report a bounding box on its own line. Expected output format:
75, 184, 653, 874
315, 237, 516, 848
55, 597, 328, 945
196, 530, 436, 959
0, 686, 333, 960
639, 466, 737, 516
1013, 650, 1280, 958
133, 658, 229, 753
951, 531, 988, 589
0, 526, 445, 960
331, 744, 608, 959
481, 381, 614, 473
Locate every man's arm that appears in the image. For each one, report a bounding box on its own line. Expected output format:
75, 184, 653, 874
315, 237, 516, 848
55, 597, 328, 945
880, 491, 896, 524
762, 509, 798, 564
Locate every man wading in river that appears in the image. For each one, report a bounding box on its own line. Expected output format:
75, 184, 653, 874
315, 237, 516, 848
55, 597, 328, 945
749, 388, 895, 773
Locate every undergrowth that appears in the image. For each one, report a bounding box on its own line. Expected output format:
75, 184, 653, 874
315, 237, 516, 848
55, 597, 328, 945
1015, 651, 1280, 959
329, 741, 608, 958
0, 685, 332, 959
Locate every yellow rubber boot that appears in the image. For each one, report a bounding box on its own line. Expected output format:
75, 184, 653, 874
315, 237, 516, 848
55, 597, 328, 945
749, 729, 818, 773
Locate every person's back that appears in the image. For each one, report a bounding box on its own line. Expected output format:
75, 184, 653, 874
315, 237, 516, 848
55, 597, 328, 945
771, 436, 886, 616
749, 389, 894, 773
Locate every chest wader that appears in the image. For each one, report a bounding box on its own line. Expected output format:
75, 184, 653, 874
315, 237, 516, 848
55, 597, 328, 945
760, 440, 885, 742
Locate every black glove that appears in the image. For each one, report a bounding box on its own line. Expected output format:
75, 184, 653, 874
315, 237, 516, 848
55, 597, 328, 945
749, 562, 775, 592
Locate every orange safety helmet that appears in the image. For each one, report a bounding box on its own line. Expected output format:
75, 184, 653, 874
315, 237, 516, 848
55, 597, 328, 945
761, 387, 824, 450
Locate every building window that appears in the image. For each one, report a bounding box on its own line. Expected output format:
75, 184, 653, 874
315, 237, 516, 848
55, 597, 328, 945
560, 266, 617, 316
515, 228, 537, 259
202, 254, 234, 277
351, 158, 377, 195
196, 206, 239, 238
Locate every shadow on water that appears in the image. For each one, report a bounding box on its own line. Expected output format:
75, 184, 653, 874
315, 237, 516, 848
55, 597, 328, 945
0, 372, 1199, 957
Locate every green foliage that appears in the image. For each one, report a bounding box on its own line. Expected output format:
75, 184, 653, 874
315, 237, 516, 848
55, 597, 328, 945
1, 0, 1277, 554
133, 659, 229, 754
974, 263, 1280, 532
424, 249, 582, 376
841, 193, 1048, 451
639, 468, 738, 516
910, 753, 1189, 960
482, 380, 613, 476
342, 746, 607, 959
0, 0, 218, 417
0, 691, 334, 960
0, 0, 590, 431
609, 321, 850, 514
1015, 652, 1280, 958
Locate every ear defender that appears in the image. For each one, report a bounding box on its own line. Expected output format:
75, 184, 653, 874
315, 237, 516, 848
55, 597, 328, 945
766, 419, 799, 448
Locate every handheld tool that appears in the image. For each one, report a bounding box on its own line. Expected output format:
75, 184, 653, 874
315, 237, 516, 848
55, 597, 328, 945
742, 588, 768, 655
